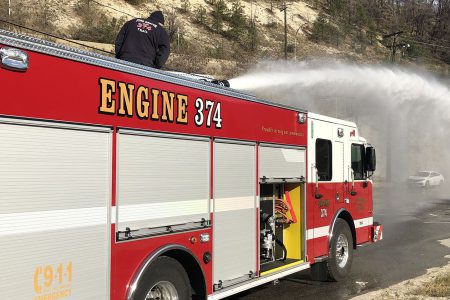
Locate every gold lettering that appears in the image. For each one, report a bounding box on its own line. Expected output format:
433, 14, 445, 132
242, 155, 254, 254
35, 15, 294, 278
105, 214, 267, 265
34, 267, 42, 293
136, 86, 149, 119
117, 82, 135, 117
177, 94, 188, 124
98, 78, 116, 114
161, 91, 175, 122
97, 79, 192, 127
151, 89, 160, 120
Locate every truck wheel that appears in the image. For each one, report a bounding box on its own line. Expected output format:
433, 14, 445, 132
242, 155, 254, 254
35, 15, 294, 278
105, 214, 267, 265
132, 256, 191, 300
326, 219, 354, 281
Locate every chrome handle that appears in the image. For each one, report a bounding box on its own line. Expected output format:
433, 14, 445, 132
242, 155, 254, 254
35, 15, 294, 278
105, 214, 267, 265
349, 167, 357, 196
313, 164, 323, 199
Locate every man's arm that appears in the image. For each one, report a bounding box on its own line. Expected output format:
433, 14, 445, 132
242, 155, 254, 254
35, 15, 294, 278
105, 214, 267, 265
115, 21, 129, 58
154, 30, 170, 69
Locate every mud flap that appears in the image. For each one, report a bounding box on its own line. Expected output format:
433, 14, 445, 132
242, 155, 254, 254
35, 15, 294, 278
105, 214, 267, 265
310, 260, 328, 281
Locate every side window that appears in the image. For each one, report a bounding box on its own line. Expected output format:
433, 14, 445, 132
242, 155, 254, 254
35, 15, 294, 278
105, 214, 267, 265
316, 139, 332, 181
351, 144, 365, 180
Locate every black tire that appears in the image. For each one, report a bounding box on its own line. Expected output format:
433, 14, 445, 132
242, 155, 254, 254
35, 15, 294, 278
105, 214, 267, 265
132, 256, 191, 300
326, 219, 354, 281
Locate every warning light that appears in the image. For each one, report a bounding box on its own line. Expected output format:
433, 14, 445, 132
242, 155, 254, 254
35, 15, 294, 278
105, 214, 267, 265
200, 233, 210, 243
298, 112, 306, 124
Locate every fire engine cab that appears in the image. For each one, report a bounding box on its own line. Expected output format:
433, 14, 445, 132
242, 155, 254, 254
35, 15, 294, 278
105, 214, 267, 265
0, 30, 382, 300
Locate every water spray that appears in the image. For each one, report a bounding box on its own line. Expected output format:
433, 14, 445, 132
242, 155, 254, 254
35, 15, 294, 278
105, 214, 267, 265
229, 60, 450, 182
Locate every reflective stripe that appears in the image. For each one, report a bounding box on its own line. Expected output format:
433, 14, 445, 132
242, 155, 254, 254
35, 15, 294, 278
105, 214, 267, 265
111, 206, 116, 224
214, 196, 256, 212
0, 207, 108, 236
1, 206, 373, 238
354, 217, 373, 228
306, 226, 329, 240
306, 217, 373, 240
0, 200, 207, 236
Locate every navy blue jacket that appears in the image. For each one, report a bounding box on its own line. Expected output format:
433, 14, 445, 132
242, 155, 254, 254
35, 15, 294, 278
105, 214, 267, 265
115, 18, 170, 69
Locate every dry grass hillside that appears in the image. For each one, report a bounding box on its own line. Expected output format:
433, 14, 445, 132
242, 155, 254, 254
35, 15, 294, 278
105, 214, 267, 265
0, 0, 448, 78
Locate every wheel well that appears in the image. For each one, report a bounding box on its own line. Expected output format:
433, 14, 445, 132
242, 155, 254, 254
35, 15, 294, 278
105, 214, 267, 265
164, 249, 206, 300
337, 211, 356, 249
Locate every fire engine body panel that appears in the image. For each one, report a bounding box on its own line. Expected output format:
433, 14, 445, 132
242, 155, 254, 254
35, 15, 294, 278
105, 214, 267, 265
306, 113, 374, 260
0, 30, 381, 300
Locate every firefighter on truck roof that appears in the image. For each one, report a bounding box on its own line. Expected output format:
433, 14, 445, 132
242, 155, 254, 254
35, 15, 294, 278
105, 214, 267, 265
115, 10, 170, 69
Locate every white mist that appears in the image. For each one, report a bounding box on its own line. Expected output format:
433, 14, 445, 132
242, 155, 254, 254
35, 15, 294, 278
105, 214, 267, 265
229, 61, 450, 183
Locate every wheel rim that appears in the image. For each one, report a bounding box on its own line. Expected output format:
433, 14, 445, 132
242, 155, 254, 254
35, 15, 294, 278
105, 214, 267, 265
145, 281, 179, 300
336, 233, 349, 268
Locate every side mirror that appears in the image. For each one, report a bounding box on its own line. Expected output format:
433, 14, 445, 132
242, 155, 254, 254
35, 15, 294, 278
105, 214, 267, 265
365, 147, 376, 172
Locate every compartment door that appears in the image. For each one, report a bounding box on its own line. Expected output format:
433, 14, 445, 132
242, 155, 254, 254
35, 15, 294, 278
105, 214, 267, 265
117, 131, 210, 235
213, 140, 256, 288
259, 145, 306, 180
0, 120, 111, 300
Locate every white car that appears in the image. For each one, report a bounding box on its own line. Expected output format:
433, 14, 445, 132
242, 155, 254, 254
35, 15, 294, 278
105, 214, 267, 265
408, 171, 445, 188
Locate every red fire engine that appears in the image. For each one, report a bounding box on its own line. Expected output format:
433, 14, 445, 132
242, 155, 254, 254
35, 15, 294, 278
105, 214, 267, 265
0, 30, 382, 300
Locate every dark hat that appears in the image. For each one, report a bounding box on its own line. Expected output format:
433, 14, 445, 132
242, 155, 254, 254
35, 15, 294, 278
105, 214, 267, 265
150, 11, 165, 25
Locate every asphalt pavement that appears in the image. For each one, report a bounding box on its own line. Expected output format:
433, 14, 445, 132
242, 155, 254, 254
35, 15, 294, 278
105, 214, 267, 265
229, 184, 450, 299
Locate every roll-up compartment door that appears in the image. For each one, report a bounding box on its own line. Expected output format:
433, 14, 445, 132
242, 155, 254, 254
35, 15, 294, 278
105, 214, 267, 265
0, 120, 111, 300
117, 131, 210, 235
259, 145, 306, 180
213, 140, 256, 288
